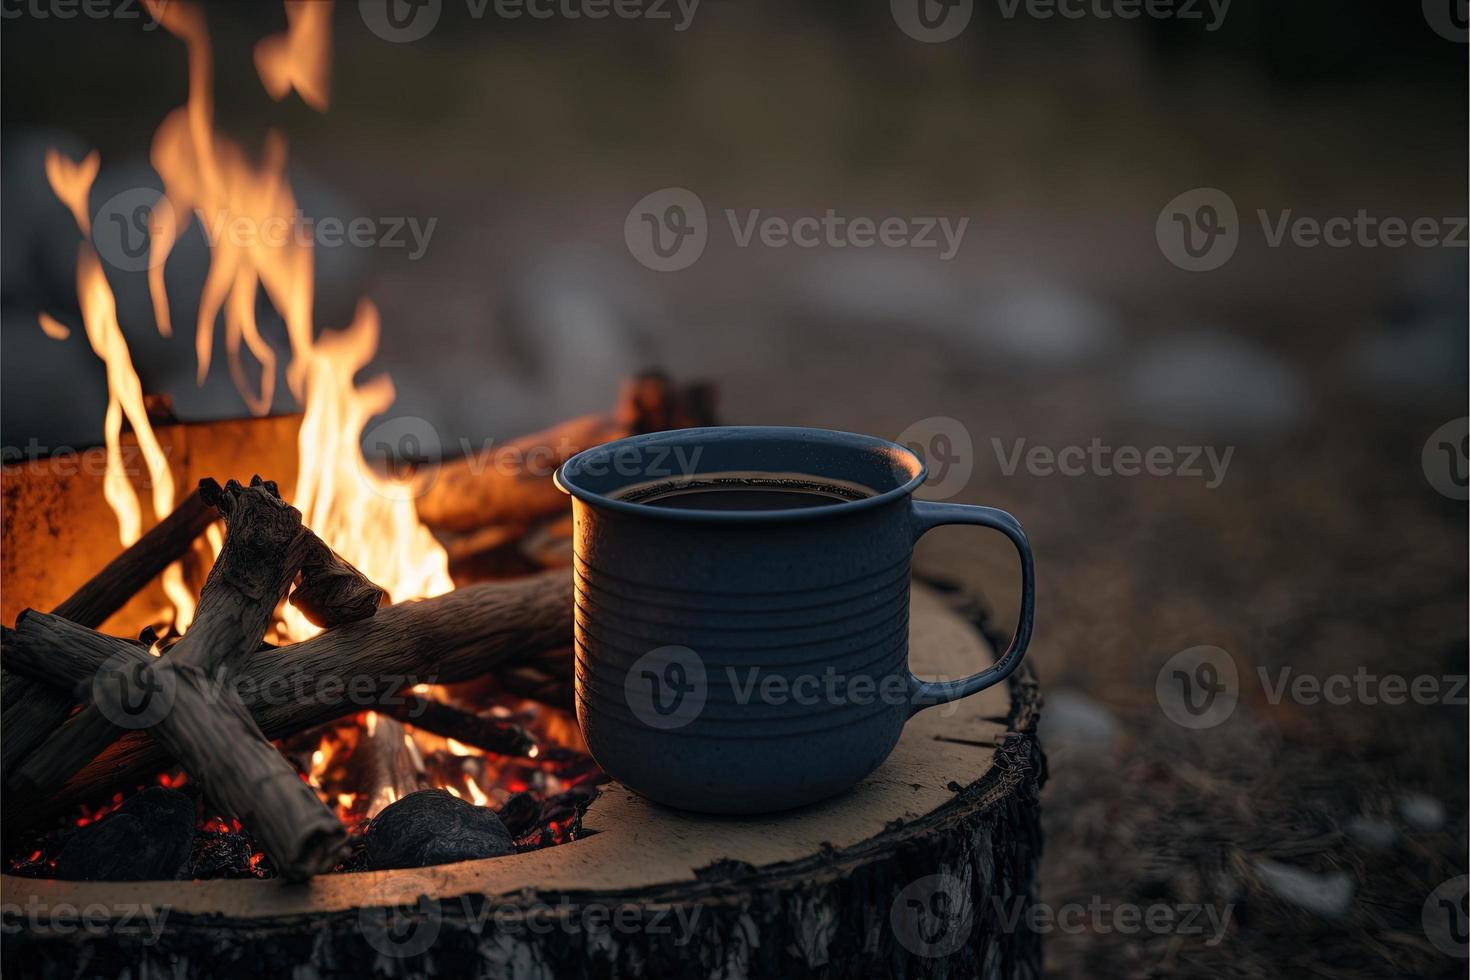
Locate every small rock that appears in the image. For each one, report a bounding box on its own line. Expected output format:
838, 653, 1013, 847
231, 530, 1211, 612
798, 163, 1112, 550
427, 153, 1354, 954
1040, 688, 1120, 755
365, 789, 513, 870
55, 787, 195, 882
1344, 816, 1397, 850
793, 252, 962, 328
1124, 330, 1310, 438
1252, 858, 1354, 919
971, 285, 1120, 371
1343, 254, 1468, 404
1397, 793, 1446, 832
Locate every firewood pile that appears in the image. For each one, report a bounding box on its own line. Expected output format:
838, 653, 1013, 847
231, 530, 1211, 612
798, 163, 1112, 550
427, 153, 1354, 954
0, 373, 714, 881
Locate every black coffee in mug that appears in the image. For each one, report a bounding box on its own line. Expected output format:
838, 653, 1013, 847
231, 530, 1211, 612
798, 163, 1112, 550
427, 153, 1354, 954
615, 472, 876, 511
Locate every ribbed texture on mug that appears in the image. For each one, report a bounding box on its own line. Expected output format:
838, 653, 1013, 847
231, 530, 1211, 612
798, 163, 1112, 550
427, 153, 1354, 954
574, 556, 912, 737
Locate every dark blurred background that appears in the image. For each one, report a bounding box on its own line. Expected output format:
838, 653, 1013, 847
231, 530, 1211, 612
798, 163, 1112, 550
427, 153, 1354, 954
2, 2, 1466, 977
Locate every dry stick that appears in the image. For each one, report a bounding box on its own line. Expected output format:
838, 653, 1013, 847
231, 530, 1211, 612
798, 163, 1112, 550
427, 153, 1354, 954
7, 479, 298, 798
3, 571, 570, 831
0, 492, 217, 778
415, 371, 715, 533
292, 542, 387, 628
8, 478, 382, 878
382, 694, 536, 757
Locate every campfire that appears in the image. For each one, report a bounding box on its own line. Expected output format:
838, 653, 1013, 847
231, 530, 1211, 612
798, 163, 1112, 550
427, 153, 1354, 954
1, 0, 709, 882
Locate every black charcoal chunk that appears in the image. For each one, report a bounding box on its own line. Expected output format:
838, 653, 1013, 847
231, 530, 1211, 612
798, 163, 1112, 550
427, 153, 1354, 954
364, 790, 513, 870
54, 787, 194, 881
496, 791, 540, 839
189, 831, 269, 880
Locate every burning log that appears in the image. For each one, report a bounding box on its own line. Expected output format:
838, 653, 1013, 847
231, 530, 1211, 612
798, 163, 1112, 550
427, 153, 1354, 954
291, 542, 388, 628
478, 646, 575, 710
3, 571, 570, 830
381, 694, 536, 757
6, 478, 383, 879
0, 492, 218, 778
415, 371, 714, 534
344, 715, 428, 818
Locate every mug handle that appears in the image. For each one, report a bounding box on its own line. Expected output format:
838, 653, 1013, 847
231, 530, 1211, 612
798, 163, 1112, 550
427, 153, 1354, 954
908, 500, 1036, 714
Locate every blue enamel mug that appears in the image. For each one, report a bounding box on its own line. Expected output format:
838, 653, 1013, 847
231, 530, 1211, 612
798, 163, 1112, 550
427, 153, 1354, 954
555, 426, 1035, 814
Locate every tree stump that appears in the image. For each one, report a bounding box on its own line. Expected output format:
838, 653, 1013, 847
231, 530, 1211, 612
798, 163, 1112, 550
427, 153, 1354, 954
0, 581, 1045, 980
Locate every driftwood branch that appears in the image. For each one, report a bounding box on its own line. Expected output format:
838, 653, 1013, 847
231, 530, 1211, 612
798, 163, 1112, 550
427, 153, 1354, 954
415, 371, 714, 533
3, 571, 570, 830
6, 478, 384, 879
1, 491, 218, 778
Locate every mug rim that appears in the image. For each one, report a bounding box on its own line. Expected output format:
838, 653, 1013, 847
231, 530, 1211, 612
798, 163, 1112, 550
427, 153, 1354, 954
554, 425, 928, 524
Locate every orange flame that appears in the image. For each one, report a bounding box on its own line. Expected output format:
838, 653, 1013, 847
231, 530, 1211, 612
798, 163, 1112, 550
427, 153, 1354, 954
43, 1, 450, 635
38, 313, 71, 340
44, 149, 100, 236
254, 0, 333, 112
42, 151, 195, 631
148, 2, 452, 631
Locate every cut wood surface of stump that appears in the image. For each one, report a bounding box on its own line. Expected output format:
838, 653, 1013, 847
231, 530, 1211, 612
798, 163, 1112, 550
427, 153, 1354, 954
0, 580, 1045, 980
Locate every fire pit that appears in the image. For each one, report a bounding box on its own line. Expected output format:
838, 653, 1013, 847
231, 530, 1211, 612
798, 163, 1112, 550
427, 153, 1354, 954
2, 382, 704, 878
3, 510, 1042, 976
